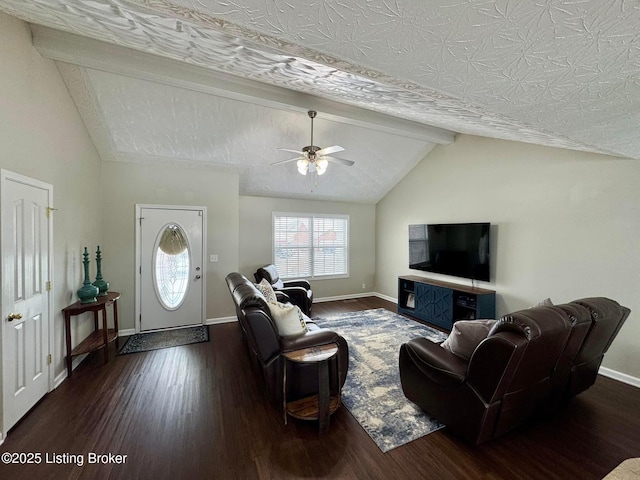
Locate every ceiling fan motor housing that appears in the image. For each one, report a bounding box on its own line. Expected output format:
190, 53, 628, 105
302, 145, 321, 158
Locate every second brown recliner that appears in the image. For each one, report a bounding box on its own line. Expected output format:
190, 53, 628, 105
254, 264, 313, 316
399, 298, 630, 444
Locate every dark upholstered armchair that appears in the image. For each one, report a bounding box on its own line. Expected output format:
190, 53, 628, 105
254, 264, 313, 316
399, 298, 629, 444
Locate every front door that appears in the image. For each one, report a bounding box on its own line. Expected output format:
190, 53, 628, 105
137, 205, 206, 332
1, 170, 52, 438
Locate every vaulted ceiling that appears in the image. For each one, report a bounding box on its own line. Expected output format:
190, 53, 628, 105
1, 1, 639, 203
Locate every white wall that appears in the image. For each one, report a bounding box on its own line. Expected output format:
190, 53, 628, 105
100, 161, 240, 327
0, 13, 103, 378
239, 196, 376, 298
376, 134, 640, 377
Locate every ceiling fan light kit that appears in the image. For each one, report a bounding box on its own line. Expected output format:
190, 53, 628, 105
297, 158, 308, 175
274, 110, 354, 179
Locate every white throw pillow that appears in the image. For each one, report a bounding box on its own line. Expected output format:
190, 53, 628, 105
256, 278, 278, 304
440, 319, 497, 361
268, 302, 307, 337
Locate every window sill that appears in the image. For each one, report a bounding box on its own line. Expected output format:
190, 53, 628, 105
282, 274, 349, 282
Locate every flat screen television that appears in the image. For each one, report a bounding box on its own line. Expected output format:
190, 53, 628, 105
409, 223, 490, 282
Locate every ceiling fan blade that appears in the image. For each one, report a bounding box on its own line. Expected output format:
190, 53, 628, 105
271, 156, 303, 165
277, 148, 304, 155
316, 145, 345, 156
325, 156, 355, 167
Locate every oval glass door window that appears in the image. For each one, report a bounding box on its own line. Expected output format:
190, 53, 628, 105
153, 223, 190, 310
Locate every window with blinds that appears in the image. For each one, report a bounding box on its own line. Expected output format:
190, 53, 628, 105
273, 213, 349, 279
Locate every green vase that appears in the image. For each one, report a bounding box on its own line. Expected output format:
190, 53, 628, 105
77, 247, 99, 303
92, 245, 109, 296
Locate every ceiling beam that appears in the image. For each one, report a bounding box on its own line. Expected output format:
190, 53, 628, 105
31, 25, 455, 144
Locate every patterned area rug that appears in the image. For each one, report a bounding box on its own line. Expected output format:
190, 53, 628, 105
118, 325, 209, 355
314, 308, 448, 452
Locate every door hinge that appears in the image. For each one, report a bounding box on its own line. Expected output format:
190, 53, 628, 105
47, 354, 52, 365
46, 281, 51, 291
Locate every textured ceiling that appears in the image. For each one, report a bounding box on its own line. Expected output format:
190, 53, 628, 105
1, 0, 639, 202
79, 67, 434, 202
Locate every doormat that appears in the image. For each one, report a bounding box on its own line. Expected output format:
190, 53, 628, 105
313, 309, 448, 452
118, 325, 209, 355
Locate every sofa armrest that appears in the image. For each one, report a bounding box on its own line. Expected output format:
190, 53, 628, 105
278, 286, 311, 313
466, 331, 527, 403
280, 328, 342, 353
283, 279, 311, 290
275, 291, 291, 304
402, 337, 468, 386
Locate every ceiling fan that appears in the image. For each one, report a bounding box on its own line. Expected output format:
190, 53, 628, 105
272, 110, 355, 176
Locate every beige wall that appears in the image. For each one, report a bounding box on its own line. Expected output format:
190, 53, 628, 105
0, 13, 103, 378
100, 161, 240, 327
239, 196, 376, 298
376, 134, 640, 377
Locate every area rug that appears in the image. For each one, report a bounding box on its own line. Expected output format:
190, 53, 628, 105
118, 325, 209, 355
313, 308, 449, 452
603, 458, 640, 479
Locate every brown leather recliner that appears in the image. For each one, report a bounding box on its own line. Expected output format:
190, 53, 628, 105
254, 264, 313, 316
399, 297, 629, 444
225, 272, 348, 408
561, 298, 631, 396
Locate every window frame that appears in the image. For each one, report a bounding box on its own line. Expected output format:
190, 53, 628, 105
272, 212, 350, 280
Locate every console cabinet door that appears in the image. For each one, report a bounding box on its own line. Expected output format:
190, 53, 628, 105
414, 282, 432, 320
429, 285, 454, 330
415, 283, 453, 329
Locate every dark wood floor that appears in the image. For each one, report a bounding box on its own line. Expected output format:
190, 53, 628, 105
1, 297, 638, 479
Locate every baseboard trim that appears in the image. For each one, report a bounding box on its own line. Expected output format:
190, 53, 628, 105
374, 292, 398, 304
206, 316, 237, 325
119, 322, 236, 334
315, 292, 376, 303
314, 292, 398, 304
119, 328, 136, 337
53, 354, 87, 389
54, 370, 67, 389
599, 367, 640, 389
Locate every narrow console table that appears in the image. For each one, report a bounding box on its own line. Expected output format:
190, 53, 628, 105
63, 291, 121, 378
398, 276, 495, 331
282, 343, 341, 434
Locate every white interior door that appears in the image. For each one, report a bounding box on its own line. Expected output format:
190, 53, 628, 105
138, 206, 206, 332
1, 170, 52, 437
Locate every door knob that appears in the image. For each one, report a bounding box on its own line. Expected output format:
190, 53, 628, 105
7, 313, 22, 321
195, 275, 201, 280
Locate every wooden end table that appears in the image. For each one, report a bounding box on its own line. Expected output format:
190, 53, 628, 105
63, 291, 121, 378
282, 343, 341, 434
